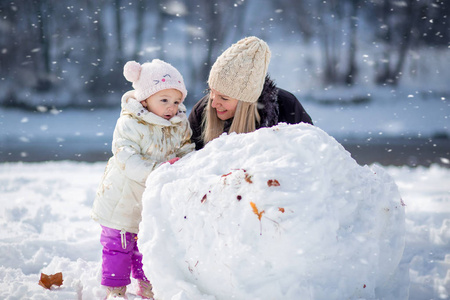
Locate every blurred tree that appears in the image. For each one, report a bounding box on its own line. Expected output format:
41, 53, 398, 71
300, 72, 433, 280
154, 0, 172, 61
34, 0, 53, 91
0, 2, 18, 85
316, 0, 364, 86
132, 0, 146, 61
317, 0, 343, 85
183, 0, 250, 102
0, 0, 449, 108
344, 0, 361, 86
416, 0, 450, 46
274, 0, 361, 86
369, 0, 417, 86
272, 0, 314, 42
114, 0, 124, 65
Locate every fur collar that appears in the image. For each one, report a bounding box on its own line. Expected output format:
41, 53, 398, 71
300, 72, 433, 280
257, 76, 279, 128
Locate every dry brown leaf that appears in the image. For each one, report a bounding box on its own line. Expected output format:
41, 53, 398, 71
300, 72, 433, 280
39, 272, 63, 289
267, 179, 280, 187
244, 173, 253, 184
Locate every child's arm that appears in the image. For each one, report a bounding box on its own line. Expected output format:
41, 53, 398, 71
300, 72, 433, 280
176, 118, 195, 158
112, 117, 161, 184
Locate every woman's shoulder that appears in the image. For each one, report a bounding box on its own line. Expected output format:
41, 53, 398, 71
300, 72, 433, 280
277, 88, 298, 104
188, 95, 208, 150
276, 88, 300, 112
276, 88, 313, 125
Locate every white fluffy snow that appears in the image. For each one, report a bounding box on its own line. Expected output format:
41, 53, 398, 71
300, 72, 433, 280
0, 89, 449, 299
1, 124, 449, 299
139, 123, 408, 300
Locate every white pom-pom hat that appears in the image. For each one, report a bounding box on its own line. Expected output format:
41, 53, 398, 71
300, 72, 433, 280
123, 59, 187, 102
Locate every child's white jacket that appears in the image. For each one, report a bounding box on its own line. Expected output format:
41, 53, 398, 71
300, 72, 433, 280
91, 91, 194, 233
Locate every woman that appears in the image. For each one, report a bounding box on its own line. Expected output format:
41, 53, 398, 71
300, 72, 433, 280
188, 36, 313, 150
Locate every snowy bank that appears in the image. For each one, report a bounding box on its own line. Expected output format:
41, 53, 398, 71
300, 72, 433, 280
139, 123, 409, 300
1, 161, 449, 299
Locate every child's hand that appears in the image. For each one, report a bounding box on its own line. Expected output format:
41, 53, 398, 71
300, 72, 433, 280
166, 157, 180, 165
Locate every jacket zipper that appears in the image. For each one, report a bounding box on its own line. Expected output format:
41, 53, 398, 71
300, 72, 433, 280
120, 229, 127, 249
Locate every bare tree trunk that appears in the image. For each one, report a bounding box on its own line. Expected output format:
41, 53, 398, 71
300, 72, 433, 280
391, 0, 415, 85
375, 0, 393, 85
318, 0, 340, 85
345, 0, 360, 86
227, 1, 250, 46
133, 0, 146, 60
200, 1, 217, 82
183, 0, 203, 103
35, 0, 52, 91
154, 0, 170, 60
181, 0, 250, 104
114, 0, 124, 65
273, 0, 314, 42
199, 0, 233, 81
86, 1, 107, 71
374, 0, 415, 86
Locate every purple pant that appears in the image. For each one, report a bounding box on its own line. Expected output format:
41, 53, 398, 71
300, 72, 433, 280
100, 225, 148, 287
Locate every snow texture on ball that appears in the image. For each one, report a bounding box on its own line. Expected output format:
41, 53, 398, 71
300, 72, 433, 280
139, 123, 408, 300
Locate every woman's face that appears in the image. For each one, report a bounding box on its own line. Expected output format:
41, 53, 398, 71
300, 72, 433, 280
210, 88, 239, 121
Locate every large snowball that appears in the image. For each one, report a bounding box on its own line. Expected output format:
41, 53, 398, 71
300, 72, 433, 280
139, 123, 408, 300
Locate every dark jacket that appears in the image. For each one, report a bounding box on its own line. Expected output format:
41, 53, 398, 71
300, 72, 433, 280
188, 76, 313, 150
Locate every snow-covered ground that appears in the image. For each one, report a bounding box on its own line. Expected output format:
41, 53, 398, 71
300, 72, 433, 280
0, 88, 449, 299
0, 123, 449, 299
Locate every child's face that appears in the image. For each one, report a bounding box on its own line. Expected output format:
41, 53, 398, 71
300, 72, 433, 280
141, 89, 183, 120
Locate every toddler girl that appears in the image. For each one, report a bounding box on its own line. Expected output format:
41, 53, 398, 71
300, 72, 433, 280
91, 59, 194, 299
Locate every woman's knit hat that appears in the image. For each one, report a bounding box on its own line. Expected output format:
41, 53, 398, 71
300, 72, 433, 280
208, 36, 271, 103
123, 59, 187, 102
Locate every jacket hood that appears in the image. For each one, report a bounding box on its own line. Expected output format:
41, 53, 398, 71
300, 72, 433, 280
121, 90, 186, 126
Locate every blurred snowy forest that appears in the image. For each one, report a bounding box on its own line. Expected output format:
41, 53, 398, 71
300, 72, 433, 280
0, 0, 449, 109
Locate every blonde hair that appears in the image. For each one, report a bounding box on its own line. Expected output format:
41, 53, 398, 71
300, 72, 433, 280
202, 96, 261, 145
